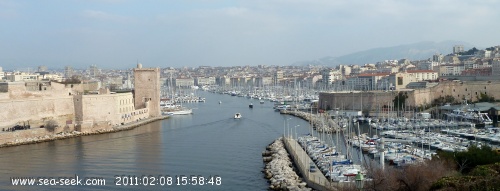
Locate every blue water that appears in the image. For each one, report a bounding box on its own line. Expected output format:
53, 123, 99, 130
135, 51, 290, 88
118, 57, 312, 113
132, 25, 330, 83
0, 91, 314, 191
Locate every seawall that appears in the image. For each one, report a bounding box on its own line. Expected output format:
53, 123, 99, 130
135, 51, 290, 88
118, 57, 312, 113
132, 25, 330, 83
283, 137, 338, 191
0, 116, 168, 148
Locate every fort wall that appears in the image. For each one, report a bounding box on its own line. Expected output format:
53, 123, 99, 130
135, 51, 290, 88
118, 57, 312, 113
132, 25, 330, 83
319, 80, 500, 115
0, 65, 162, 146
0, 96, 75, 128
74, 92, 149, 133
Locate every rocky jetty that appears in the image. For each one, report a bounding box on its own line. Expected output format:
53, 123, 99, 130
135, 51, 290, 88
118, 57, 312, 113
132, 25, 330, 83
262, 137, 311, 191
281, 110, 340, 133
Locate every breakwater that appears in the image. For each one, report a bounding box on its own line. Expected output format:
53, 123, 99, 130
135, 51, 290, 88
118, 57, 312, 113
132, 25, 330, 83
283, 137, 338, 191
0, 116, 168, 148
262, 137, 311, 191
281, 110, 341, 133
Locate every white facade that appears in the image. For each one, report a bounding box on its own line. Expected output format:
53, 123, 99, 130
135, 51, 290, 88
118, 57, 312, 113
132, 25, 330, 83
5, 72, 39, 82
195, 77, 216, 86
0, 67, 4, 80
406, 70, 439, 81
175, 78, 194, 87
321, 69, 342, 84
439, 64, 465, 76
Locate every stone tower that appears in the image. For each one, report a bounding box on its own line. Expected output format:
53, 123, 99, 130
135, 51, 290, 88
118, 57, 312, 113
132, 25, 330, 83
133, 63, 161, 117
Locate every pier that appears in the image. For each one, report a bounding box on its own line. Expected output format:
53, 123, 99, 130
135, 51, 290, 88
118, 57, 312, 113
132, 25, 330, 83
283, 137, 338, 191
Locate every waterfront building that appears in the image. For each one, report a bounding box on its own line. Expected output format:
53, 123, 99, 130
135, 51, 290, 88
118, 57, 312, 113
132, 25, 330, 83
175, 77, 195, 88
195, 76, 216, 86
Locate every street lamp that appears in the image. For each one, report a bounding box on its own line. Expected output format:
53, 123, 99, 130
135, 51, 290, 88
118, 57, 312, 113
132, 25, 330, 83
295, 125, 300, 139
355, 171, 364, 190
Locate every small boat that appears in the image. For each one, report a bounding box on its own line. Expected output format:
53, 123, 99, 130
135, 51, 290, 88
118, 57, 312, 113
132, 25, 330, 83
234, 113, 242, 119
259, 100, 265, 104
249, 103, 253, 108
219, 101, 222, 104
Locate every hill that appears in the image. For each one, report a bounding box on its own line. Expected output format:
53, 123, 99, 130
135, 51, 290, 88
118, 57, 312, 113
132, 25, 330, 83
294, 41, 474, 67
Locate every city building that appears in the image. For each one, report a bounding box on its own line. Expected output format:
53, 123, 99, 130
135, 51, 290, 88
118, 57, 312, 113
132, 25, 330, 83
493, 59, 500, 76
4, 72, 39, 82
439, 64, 465, 76
64, 66, 74, 79
453, 45, 464, 54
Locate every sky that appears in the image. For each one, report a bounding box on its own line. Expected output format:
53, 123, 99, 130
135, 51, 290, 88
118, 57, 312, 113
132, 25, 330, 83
1, 0, 499, 70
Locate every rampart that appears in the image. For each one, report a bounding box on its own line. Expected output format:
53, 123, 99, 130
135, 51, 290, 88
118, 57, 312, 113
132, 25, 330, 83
319, 80, 500, 114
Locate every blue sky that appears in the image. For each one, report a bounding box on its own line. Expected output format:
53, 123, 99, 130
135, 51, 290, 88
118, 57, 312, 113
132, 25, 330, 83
1, 0, 499, 70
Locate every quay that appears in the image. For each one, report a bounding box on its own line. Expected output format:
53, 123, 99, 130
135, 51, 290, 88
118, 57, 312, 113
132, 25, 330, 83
283, 137, 338, 191
281, 110, 342, 133
0, 116, 169, 148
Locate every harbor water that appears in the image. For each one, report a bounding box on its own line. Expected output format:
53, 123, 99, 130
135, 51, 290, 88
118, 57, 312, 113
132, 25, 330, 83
0, 91, 317, 191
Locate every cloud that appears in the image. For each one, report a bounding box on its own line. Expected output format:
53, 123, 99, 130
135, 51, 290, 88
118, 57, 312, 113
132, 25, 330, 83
81, 10, 135, 23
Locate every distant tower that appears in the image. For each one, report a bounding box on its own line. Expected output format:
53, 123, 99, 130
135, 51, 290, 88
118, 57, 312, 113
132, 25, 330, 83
453, 45, 464, 54
64, 66, 74, 78
89, 65, 99, 78
38, 65, 47, 72
133, 63, 161, 117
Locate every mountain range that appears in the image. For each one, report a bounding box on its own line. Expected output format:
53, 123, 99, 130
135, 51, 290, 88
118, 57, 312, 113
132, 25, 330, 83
294, 41, 475, 67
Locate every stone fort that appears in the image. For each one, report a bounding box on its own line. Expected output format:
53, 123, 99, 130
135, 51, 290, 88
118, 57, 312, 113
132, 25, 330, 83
0, 64, 160, 144
319, 80, 500, 115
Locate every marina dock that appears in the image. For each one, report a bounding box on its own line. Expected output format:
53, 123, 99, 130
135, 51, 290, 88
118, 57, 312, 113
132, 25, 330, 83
283, 137, 338, 191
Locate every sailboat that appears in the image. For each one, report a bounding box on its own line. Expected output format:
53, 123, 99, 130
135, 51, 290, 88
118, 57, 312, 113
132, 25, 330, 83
161, 72, 193, 116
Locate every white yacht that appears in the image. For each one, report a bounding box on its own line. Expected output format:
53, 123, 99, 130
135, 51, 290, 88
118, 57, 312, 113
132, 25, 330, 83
163, 108, 193, 115
234, 113, 242, 119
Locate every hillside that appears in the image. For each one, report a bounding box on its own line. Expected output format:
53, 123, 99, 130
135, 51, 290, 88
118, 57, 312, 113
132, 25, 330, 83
295, 41, 474, 67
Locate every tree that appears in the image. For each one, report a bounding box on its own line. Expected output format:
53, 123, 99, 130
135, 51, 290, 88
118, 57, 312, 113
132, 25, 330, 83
45, 120, 58, 133
437, 145, 500, 173
62, 76, 81, 84
432, 95, 456, 106
392, 92, 408, 111
476, 92, 495, 102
